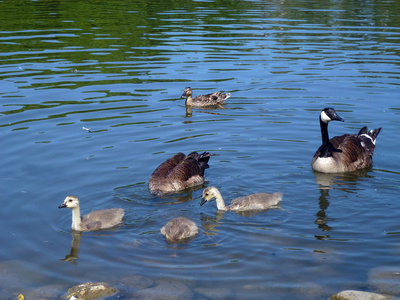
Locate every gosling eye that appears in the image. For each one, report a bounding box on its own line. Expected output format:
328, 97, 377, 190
68, 199, 73, 202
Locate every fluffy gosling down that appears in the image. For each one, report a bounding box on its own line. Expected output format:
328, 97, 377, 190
201, 187, 282, 212
160, 217, 199, 242
59, 196, 124, 232
311, 107, 381, 173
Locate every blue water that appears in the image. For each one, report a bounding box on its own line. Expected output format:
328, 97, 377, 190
1, 0, 400, 299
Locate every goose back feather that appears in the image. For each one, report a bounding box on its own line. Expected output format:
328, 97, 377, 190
160, 217, 199, 242
181, 87, 231, 106
311, 108, 381, 173
59, 196, 124, 232
149, 152, 213, 196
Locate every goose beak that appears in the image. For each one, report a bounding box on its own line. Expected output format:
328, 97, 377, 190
332, 112, 344, 122
181, 92, 187, 98
200, 198, 207, 206
58, 203, 67, 209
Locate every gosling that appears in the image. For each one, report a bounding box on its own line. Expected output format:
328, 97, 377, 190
160, 217, 199, 242
59, 196, 124, 232
201, 187, 282, 212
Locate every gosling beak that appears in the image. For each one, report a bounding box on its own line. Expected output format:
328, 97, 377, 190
181, 92, 187, 98
200, 198, 207, 206
58, 203, 67, 209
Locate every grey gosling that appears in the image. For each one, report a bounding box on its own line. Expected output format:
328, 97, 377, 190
149, 152, 214, 196
160, 217, 199, 242
181, 87, 231, 107
59, 196, 124, 231
201, 187, 282, 212
311, 107, 381, 173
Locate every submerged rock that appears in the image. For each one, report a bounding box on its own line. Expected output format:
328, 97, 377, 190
331, 290, 391, 300
132, 278, 192, 300
368, 266, 400, 295
62, 282, 118, 300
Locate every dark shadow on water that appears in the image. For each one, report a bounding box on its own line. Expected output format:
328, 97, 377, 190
61, 231, 82, 265
312, 168, 374, 240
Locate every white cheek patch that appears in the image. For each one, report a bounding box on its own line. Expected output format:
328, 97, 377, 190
320, 111, 331, 123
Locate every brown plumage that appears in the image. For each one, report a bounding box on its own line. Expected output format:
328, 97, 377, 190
311, 108, 381, 173
160, 217, 199, 242
149, 152, 213, 196
181, 87, 231, 106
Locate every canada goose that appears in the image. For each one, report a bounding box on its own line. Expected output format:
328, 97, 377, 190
181, 87, 231, 106
311, 108, 382, 173
149, 152, 214, 196
160, 217, 199, 242
58, 196, 124, 232
200, 187, 282, 212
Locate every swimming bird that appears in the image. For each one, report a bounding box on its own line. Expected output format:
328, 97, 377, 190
160, 217, 199, 242
149, 152, 214, 196
58, 196, 124, 231
311, 107, 382, 173
181, 87, 231, 107
200, 187, 282, 212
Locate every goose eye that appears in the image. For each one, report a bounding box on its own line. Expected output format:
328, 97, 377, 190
69, 199, 73, 202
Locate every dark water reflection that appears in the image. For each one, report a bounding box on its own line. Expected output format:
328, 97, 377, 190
1, 0, 400, 299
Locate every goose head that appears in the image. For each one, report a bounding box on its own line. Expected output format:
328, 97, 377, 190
320, 108, 345, 124
181, 87, 193, 98
200, 187, 219, 206
59, 195, 80, 209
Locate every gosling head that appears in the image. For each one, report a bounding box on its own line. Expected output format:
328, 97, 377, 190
320, 107, 345, 124
59, 195, 80, 209
181, 87, 192, 98
200, 187, 219, 206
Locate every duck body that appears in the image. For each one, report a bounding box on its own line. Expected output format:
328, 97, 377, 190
160, 217, 199, 242
311, 108, 382, 173
149, 152, 213, 196
181, 87, 231, 106
201, 187, 282, 212
59, 196, 124, 232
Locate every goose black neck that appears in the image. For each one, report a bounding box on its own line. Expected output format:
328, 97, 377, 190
319, 117, 333, 158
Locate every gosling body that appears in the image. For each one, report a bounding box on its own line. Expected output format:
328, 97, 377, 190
160, 217, 199, 242
311, 108, 381, 173
59, 196, 124, 232
181, 87, 231, 106
201, 187, 282, 212
149, 152, 213, 196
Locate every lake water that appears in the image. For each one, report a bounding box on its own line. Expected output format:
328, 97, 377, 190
1, 0, 400, 299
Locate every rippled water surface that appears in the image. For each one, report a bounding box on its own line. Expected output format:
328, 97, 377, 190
1, 0, 400, 299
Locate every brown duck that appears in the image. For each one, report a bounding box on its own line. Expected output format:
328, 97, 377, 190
181, 87, 231, 106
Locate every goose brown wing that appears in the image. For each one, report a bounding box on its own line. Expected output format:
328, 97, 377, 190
172, 152, 210, 181
150, 152, 186, 178
333, 134, 370, 164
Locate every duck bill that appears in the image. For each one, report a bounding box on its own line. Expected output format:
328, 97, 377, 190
200, 198, 207, 206
181, 92, 187, 98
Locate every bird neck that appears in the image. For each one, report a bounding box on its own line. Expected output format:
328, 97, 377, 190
71, 206, 82, 231
319, 117, 333, 158
185, 95, 193, 106
213, 190, 228, 211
